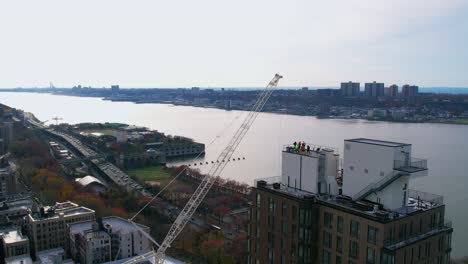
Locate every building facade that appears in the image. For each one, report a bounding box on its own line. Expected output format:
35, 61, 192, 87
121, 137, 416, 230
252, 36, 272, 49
24, 201, 95, 258
69, 216, 151, 263
0, 227, 29, 263
69, 220, 111, 264
364, 82, 385, 97
402, 85, 419, 97
387, 85, 399, 97
340, 82, 360, 97
248, 138, 452, 264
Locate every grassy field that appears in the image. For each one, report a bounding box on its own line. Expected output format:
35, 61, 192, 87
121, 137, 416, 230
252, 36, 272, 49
81, 129, 117, 137
126, 166, 171, 183
454, 119, 468, 124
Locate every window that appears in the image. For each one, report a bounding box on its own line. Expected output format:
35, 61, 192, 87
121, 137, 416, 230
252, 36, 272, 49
268, 198, 275, 214
438, 236, 444, 251
324, 212, 333, 229
388, 226, 396, 243
281, 221, 287, 235
336, 236, 343, 253
364, 169, 369, 174
349, 241, 359, 259
366, 247, 375, 264
282, 203, 288, 217
425, 241, 431, 257
380, 171, 385, 176
337, 216, 344, 233
382, 252, 394, 264
350, 220, 360, 238
336, 255, 342, 264
445, 233, 452, 249
367, 226, 378, 245
322, 250, 331, 264
398, 223, 407, 240
323, 231, 332, 248
256, 193, 261, 207
350, 166, 354, 171
292, 206, 297, 220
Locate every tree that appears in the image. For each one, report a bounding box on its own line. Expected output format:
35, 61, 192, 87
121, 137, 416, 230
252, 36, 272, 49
213, 205, 231, 224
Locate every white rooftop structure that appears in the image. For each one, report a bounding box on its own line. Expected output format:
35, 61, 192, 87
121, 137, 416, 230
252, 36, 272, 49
281, 143, 340, 195
75, 175, 105, 187
343, 138, 428, 210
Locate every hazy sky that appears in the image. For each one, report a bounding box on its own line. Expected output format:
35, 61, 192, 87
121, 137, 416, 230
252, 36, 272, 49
1, 0, 467, 88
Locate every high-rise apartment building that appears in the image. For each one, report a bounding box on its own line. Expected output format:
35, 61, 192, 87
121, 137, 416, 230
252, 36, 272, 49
387, 85, 399, 97
340, 82, 360, 97
25, 201, 95, 258
248, 138, 452, 264
402, 85, 419, 97
364, 82, 385, 97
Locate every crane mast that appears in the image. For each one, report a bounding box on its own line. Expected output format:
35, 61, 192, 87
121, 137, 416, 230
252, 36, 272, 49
124, 74, 282, 264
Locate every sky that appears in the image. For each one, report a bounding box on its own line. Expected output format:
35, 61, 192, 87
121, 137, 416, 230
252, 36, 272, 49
0, 0, 467, 88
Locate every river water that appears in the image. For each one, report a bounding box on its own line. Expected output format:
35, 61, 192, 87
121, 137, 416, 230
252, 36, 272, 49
1, 92, 467, 257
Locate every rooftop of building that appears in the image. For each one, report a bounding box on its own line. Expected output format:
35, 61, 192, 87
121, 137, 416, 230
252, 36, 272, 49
5, 254, 33, 264
37, 247, 74, 264
101, 216, 150, 233
69, 221, 93, 235
345, 138, 410, 147
1, 228, 28, 244
30, 201, 94, 221
282, 143, 339, 157
256, 178, 444, 223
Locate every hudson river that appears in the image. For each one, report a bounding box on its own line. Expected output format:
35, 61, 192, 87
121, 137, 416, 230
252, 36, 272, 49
1, 92, 467, 257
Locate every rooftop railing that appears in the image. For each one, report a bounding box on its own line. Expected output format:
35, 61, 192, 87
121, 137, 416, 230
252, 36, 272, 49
408, 189, 444, 206
394, 157, 428, 171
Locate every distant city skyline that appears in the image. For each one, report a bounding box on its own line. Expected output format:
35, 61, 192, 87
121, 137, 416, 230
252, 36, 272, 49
0, 0, 467, 88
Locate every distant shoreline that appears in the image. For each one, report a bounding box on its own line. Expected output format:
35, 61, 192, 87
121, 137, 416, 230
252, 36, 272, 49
2, 90, 468, 126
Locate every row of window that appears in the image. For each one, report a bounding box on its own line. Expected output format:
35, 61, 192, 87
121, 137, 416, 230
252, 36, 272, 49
322, 246, 376, 264
324, 212, 378, 244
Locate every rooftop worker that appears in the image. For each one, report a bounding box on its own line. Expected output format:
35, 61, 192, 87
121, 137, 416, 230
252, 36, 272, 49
293, 141, 297, 149
301, 142, 306, 152
306, 145, 311, 153
294, 141, 299, 152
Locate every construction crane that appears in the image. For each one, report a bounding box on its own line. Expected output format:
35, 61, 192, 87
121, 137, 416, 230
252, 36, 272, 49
51, 116, 63, 126
124, 74, 283, 264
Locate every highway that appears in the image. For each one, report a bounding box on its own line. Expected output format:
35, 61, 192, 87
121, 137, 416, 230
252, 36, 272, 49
27, 117, 152, 197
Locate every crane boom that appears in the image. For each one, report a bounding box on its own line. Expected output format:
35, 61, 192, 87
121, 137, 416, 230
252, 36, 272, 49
124, 74, 282, 264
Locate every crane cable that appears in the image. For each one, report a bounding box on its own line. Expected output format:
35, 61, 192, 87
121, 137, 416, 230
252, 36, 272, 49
129, 111, 244, 222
